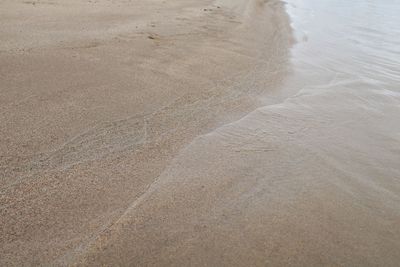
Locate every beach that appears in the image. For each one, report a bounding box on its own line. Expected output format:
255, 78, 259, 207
1, 0, 400, 265
1, 0, 292, 265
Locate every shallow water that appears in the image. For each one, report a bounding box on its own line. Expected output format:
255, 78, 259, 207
285, 0, 400, 100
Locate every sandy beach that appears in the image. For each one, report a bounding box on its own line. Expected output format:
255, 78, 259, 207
1, 0, 292, 265
1, 0, 400, 265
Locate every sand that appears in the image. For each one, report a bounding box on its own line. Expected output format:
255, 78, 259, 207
0, 0, 292, 265
2, 0, 400, 265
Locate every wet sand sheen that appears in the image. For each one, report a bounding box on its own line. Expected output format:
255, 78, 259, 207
0, 0, 292, 265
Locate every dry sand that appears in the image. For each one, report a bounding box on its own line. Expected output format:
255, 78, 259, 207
1, 0, 292, 265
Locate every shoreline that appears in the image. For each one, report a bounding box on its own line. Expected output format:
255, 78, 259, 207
80, 0, 400, 265
73, 0, 400, 265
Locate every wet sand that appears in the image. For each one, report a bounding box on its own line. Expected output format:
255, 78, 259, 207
0, 0, 292, 265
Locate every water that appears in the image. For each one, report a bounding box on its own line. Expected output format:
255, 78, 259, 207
286, 0, 400, 99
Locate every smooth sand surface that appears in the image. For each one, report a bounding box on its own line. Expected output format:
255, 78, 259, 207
1, 0, 292, 265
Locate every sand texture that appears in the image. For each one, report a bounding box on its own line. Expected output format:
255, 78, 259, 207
1, 0, 292, 265
2, 0, 400, 266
